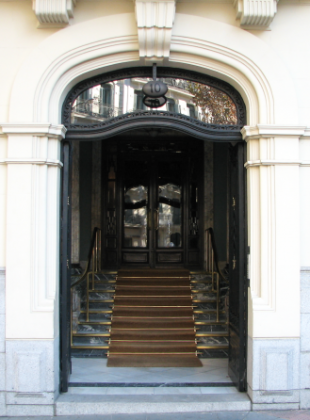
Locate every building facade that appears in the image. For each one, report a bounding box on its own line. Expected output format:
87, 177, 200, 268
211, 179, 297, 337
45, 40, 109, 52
0, 0, 310, 415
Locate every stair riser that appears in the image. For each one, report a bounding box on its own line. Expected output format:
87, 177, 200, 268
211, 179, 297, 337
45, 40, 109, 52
76, 324, 110, 334
73, 336, 109, 346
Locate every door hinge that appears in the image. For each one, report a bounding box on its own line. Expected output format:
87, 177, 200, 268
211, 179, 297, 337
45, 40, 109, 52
232, 196, 236, 208
67, 196, 70, 206
67, 259, 69, 269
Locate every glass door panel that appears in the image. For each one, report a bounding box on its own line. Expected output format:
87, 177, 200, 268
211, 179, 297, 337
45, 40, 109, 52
123, 160, 149, 249
158, 183, 182, 248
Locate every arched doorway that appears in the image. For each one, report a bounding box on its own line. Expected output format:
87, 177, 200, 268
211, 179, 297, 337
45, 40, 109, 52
60, 66, 248, 393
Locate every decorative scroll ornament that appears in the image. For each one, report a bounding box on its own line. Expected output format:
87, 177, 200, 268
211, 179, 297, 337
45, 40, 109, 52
142, 64, 168, 108
234, 0, 278, 29
135, 0, 176, 62
32, 0, 76, 28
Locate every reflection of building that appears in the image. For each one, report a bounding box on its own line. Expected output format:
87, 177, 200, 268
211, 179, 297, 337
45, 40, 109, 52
1, 0, 310, 416
71, 78, 233, 124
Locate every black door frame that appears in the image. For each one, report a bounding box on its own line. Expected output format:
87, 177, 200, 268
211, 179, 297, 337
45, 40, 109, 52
119, 150, 188, 268
60, 67, 248, 393
60, 141, 72, 392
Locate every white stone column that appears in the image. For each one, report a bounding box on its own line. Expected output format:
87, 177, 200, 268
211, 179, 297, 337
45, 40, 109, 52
244, 125, 303, 409
298, 129, 310, 408
1, 123, 66, 416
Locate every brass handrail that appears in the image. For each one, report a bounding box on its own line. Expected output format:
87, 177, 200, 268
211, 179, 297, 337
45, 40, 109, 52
71, 227, 102, 289
205, 227, 228, 286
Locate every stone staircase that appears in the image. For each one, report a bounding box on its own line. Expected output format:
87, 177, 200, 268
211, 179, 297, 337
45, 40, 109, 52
71, 270, 228, 359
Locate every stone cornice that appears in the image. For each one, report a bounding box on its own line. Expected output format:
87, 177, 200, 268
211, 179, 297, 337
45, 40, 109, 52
134, 0, 176, 62
242, 125, 308, 140
234, 0, 279, 29
0, 123, 67, 140
32, 0, 76, 28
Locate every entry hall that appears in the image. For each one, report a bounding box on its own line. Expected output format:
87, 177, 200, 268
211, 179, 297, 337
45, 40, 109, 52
70, 136, 236, 384
62, 69, 247, 395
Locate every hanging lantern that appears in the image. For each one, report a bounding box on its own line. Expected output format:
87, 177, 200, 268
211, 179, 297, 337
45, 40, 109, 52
143, 64, 168, 108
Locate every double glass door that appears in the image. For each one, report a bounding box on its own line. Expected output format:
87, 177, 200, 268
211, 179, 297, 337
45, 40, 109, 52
122, 155, 184, 267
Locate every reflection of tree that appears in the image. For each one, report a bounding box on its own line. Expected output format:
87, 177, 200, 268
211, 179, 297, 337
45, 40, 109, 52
188, 83, 237, 124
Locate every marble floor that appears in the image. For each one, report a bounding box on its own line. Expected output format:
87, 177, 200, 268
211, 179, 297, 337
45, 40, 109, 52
69, 358, 232, 386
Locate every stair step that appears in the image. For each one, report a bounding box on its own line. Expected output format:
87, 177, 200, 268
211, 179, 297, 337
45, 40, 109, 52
118, 269, 189, 278
110, 330, 196, 341
116, 280, 190, 287
194, 310, 225, 314
111, 307, 193, 317
190, 280, 212, 284
115, 287, 190, 295
113, 297, 192, 306
73, 333, 110, 337
79, 321, 111, 325
88, 290, 115, 294
193, 299, 217, 303
87, 299, 114, 303
80, 310, 112, 314
196, 332, 228, 337
191, 290, 216, 294
111, 320, 195, 329
197, 344, 229, 350
72, 344, 109, 349
109, 342, 197, 353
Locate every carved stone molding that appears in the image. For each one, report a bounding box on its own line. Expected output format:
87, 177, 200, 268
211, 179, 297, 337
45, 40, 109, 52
32, 0, 76, 28
134, 0, 176, 62
234, 0, 278, 29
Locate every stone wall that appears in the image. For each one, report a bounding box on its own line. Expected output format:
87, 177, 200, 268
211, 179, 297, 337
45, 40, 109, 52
0, 268, 5, 415
300, 267, 310, 409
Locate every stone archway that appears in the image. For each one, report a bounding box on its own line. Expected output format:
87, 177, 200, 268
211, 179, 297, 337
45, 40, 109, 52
2, 10, 302, 408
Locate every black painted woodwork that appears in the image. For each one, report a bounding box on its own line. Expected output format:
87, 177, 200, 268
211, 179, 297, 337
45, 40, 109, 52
228, 143, 247, 392
62, 68, 246, 142
102, 139, 203, 269
60, 142, 72, 392
60, 66, 248, 390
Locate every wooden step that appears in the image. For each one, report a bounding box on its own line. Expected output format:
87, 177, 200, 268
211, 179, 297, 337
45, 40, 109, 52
73, 333, 110, 337
116, 280, 190, 287
110, 330, 196, 341
118, 269, 190, 278
111, 319, 195, 329
196, 332, 228, 337
197, 344, 229, 350
111, 307, 193, 317
114, 289, 191, 297
109, 342, 197, 353
113, 297, 192, 306
88, 290, 115, 294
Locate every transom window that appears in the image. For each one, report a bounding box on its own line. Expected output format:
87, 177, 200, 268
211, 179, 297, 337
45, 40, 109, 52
70, 77, 238, 126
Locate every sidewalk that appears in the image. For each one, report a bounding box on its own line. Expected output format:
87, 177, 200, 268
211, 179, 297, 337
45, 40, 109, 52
1, 412, 310, 420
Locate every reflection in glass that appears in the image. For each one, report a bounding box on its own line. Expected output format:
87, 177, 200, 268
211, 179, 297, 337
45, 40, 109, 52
70, 78, 237, 125
124, 185, 148, 248
158, 183, 182, 248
